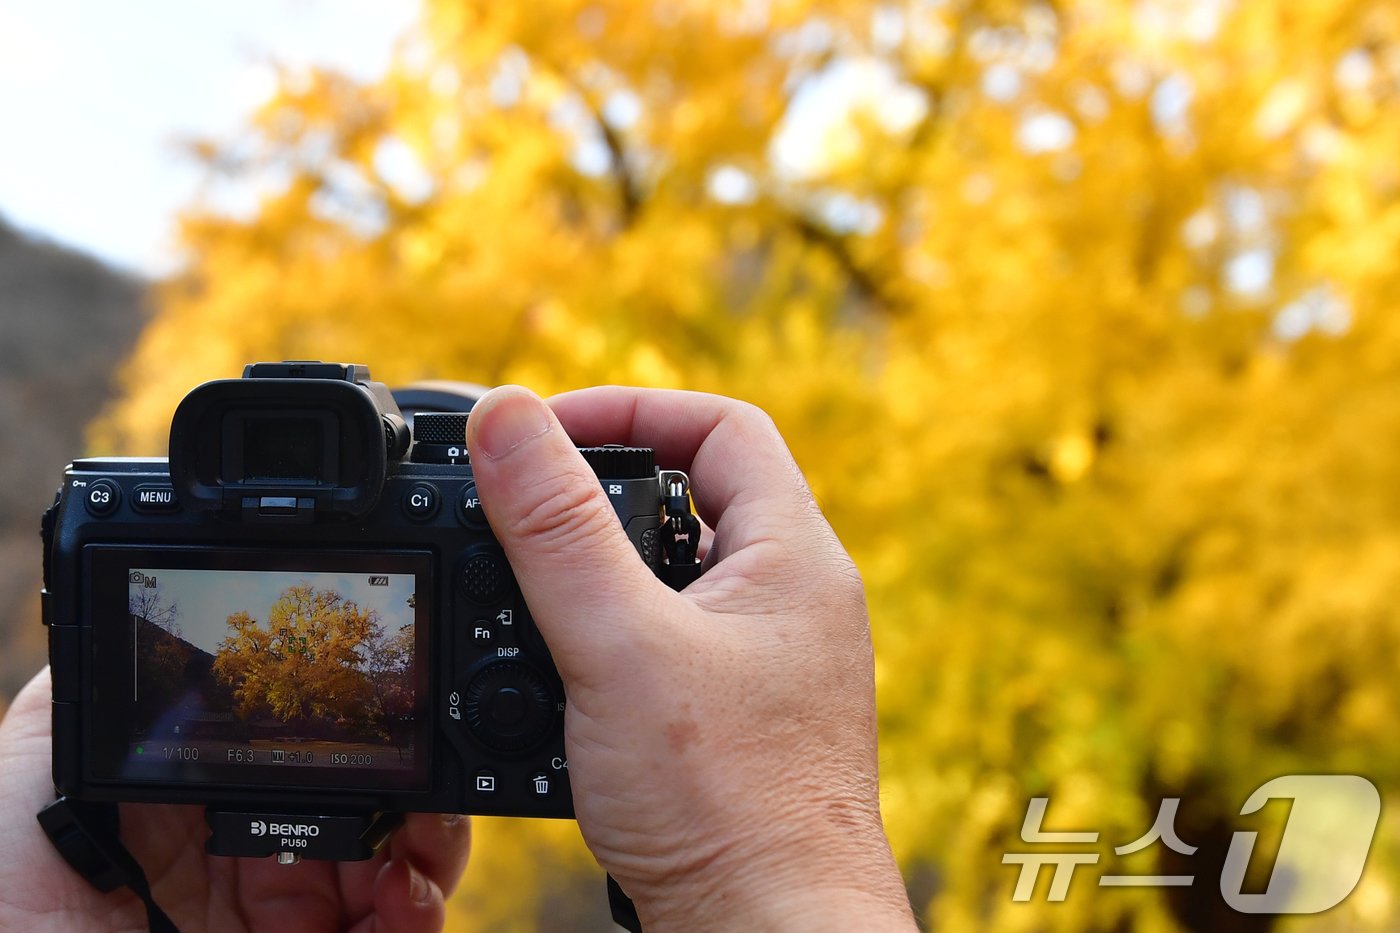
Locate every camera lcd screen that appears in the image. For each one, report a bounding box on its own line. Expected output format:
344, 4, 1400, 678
88, 548, 431, 792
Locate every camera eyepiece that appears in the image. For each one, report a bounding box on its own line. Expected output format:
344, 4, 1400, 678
169, 362, 408, 519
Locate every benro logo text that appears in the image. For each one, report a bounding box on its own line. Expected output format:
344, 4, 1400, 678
250, 820, 320, 838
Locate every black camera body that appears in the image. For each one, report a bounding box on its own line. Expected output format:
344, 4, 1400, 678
41, 363, 688, 863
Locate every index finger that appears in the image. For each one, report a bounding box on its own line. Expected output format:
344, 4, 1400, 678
546, 386, 823, 552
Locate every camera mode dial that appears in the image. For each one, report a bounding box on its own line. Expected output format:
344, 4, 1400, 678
460, 662, 556, 753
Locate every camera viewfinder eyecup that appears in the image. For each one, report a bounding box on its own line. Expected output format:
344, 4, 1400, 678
168, 362, 410, 520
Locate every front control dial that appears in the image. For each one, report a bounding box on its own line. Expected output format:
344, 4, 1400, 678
578, 445, 654, 479
461, 662, 556, 753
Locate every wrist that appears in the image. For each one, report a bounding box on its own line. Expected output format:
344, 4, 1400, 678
628, 815, 915, 932
644, 880, 914, 933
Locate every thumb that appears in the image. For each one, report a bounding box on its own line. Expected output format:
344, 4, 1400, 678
465, 386, 666, 677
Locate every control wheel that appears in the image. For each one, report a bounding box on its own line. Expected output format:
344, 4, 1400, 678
460, 662, 556, 753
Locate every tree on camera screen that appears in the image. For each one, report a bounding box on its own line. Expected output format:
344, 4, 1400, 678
126, 568, 417, 773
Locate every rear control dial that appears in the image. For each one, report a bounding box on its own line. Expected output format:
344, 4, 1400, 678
461, 662, 556, 753
410, 412, 471, 464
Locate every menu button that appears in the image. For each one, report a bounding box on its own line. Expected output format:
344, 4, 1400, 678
132, 485, 179, 513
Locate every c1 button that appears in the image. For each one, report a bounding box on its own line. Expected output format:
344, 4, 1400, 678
404, 483, 440, 520
458, 484, 488, 529
84, 480, 121, 517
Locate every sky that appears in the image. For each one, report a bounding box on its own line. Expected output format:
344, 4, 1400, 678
0, 0, 418, 276
131, 567, 416, 655
0, 2, 1271, 303
0, 1, 930, 278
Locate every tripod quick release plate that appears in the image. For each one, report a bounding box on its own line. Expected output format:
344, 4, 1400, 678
205, 810, 404, 862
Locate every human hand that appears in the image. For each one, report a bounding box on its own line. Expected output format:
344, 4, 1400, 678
0, 668, 471, 932
464, 386, 915, 931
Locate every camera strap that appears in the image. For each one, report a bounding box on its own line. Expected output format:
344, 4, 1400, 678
659, 470, 703, 591
603, 478, 705, 932
37, 795, 178, 932
608, 873, 643, 932
39, 792, 645, 933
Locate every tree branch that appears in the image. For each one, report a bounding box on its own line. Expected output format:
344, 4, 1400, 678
789, 211, 902, 314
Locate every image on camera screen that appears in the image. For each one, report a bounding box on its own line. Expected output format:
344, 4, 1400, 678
124, 567, 419, 777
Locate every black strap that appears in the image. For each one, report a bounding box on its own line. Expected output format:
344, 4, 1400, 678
660, 475, 703, 592
38, 796, 179, 932
42, 796, 636, 933
605, 477, 704, 929
607, 873, 643, 933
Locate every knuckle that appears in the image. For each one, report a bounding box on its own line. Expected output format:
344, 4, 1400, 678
831, 550, 866, 597
729, 399, 780, 438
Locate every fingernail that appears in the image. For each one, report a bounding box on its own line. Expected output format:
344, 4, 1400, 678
407, 863, 431, 906
472, 389, 552, 461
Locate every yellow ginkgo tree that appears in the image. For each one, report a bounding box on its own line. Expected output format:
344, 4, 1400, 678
97, 1, 1400, 929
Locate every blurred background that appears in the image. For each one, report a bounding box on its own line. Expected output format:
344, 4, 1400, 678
3, 0, 1400, 929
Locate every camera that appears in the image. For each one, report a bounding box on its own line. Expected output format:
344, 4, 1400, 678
39, 362, 698, 865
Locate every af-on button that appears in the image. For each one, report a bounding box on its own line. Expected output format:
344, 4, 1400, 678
458, 484, 488, 529
132, 484, 179, 513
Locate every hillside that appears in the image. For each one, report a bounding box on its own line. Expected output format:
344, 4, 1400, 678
0, 217, 149, 701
